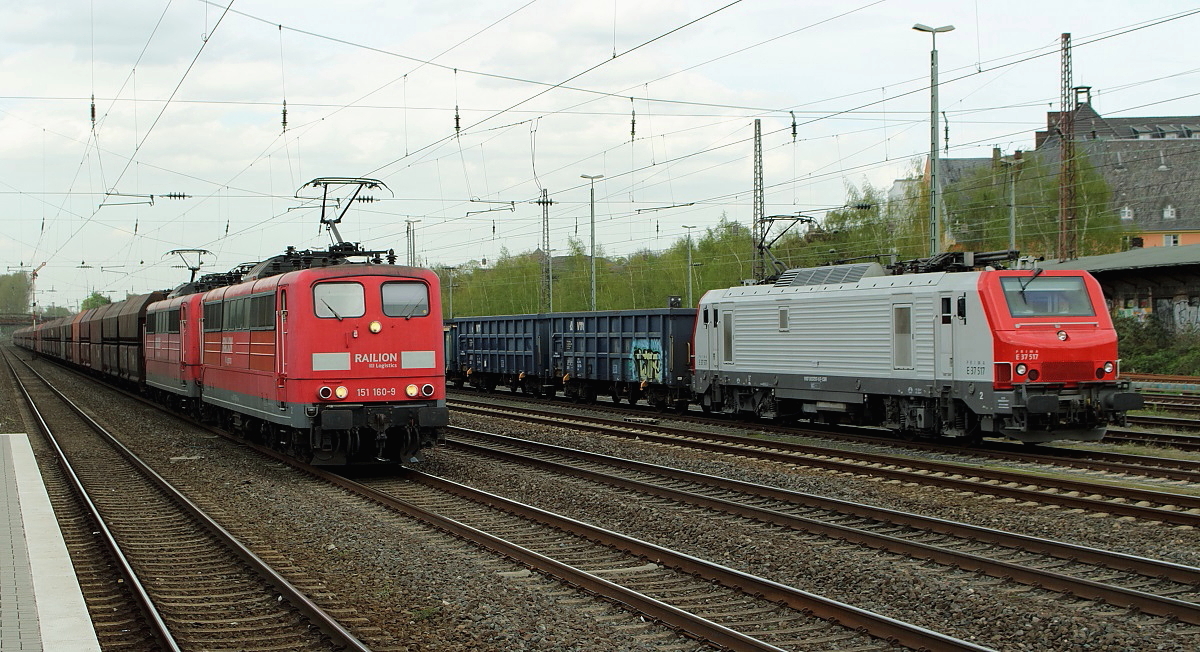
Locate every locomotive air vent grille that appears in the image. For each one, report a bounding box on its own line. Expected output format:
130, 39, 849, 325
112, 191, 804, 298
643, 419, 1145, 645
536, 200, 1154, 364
775, 262, 885, 287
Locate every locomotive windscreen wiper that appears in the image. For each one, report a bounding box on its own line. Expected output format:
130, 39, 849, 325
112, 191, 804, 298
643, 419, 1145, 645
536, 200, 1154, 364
321, 299, 344, 321
1018, 266, 1043, 292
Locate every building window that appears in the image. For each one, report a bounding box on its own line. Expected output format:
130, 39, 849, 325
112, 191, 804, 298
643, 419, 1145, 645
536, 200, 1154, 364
1164, 234, 1180, 247
1119, 206, 1133, 221
1164, 205, 1177, 220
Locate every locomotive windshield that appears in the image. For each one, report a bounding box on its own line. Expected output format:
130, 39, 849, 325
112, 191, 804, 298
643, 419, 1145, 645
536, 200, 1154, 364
382, 281, 430, 318
314, 282, 365, 319
1000, 275, 1095, 317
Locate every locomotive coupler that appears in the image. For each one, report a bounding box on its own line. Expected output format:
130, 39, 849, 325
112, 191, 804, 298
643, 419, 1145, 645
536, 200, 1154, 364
367, 411, 393, 462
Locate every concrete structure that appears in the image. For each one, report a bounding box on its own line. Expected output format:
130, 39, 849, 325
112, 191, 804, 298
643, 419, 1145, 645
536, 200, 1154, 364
1, 433, 101, 652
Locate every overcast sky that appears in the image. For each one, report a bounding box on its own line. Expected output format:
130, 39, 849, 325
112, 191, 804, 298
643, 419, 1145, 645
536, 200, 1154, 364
3, 0, 1199, 309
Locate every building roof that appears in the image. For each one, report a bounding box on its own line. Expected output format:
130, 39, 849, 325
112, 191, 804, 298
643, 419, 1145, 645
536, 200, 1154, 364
1039, 243, 1200, 272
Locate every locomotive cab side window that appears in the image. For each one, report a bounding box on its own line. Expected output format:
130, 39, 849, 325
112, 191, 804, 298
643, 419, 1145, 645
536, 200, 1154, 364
382, 281, 430, 318
1001, 276, 1095, 317
314, 282, 365, 319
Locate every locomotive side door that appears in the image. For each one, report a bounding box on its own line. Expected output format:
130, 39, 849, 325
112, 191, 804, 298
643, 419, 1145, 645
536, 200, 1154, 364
276, 289, 288, 409
936, 292, 954, 380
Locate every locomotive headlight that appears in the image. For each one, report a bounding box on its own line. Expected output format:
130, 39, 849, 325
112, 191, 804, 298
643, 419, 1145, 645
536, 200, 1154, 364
1104, 361, 1115, 374
369, 320, 382, 334
318, 386, 334, 399
1015, 363, 1028, 376
406, 384, 420, 397
334, 385, 349, 399
421, 383, 435, 397
1057, 330, 1068, 341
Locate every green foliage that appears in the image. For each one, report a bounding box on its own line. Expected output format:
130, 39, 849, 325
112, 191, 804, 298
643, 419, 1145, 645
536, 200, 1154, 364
1114, 316, 1200, 376
40, 305, 72, 318
437, 155, 1134, 319
941, 152, 1128, 258
80, 292, 112, 311
0, 272, 32, 314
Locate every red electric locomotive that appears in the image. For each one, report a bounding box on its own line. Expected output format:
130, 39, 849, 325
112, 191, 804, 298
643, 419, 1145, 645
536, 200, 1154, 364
21, 177, 449, 465
153, 253, 447, 464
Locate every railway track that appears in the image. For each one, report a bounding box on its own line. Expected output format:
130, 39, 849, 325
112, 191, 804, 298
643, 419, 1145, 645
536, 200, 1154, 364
18, 351, 991, 650
449, 399, 1200, 527
1140, 393, 1200, 417
5, 353, 368, 651
1125, 414, 1200, 435
451, 389, 1200, 481
444, 426, 1200, 626
345, 463, 989, 651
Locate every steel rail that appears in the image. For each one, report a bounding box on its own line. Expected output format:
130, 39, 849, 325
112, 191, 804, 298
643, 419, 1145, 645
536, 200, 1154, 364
13, 356, 372, 652
1124, 415, 1200, 435
1103, 428, 1200, 452
361, 470, 993, 652
449, 427, 1200, 625
453, 402, 1200, 526
452, 393, 1200, 481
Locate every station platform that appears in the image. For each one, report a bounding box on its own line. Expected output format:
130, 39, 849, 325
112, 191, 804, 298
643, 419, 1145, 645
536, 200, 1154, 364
1, 433, 100, 652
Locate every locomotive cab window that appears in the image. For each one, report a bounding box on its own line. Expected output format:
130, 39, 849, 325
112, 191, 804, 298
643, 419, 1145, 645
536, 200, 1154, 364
314, 282, 365, 319
1001, 276, 1095, 317
381, 281, 430, 318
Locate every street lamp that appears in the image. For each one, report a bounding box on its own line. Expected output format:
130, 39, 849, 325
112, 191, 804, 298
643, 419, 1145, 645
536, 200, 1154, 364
999, 153, 1024, 251
581, 174, 604, 311
913, 22, 954, 257
682, 225, 696, 307
442, 266, 458, 318
404, 219, 422, 266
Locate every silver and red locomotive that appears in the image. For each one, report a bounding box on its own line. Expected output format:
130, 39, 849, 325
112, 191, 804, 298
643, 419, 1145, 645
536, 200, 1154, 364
692, 252, 1143, 443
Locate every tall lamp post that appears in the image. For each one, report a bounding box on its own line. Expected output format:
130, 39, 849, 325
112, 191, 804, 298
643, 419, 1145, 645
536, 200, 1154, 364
913, 22, 954, 257
442, 266, 458, 318
404, 219, 422, 266
682, 225, 696, 307
581, 174, 604, 311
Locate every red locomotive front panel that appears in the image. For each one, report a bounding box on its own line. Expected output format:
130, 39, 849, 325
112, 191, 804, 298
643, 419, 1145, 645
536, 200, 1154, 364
287, 270, 446, 403
981, 271, 1120, 388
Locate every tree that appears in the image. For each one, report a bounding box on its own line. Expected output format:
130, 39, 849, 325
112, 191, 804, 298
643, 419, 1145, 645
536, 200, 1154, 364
81, 292, 112, 311
941, 152, 1126, 259
41, 305, 72, 318
0, 272, 32, 314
